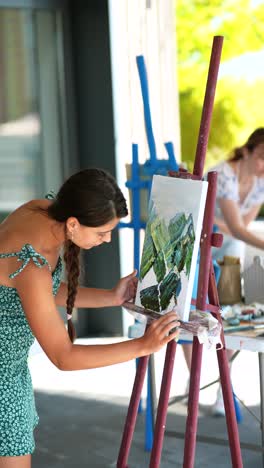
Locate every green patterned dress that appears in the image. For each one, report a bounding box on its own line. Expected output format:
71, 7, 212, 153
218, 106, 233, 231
0, 244, 62, 456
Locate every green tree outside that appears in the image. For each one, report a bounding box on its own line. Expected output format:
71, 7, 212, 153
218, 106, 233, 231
176, 0, 264, 171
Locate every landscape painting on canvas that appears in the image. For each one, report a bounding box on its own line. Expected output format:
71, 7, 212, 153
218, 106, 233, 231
135, 175, 208, 322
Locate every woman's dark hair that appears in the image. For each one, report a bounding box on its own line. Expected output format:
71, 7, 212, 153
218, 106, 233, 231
229, 127, 264, 161
47, 168, 128, 342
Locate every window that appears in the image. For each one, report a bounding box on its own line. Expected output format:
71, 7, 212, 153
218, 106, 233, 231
0, 5, 70, 218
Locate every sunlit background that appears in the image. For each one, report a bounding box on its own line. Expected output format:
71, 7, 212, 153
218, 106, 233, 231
0, 4, 260, 463
0, 2, 263, 412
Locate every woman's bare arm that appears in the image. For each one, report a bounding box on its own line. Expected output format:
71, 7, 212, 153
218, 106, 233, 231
219, 198, 264, 249
55, 282, 117, 308
55, 270, 137, 308
15, 265, 179, 371
215, 204, 262, 235
242, 204, 262, 227
214, 216, 232, 235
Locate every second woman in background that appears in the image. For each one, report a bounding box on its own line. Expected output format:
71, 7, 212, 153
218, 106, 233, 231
182, 127, 264, 415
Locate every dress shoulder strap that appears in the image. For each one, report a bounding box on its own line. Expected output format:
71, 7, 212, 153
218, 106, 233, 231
0, 244, 51, 279
45, 190, 56, 200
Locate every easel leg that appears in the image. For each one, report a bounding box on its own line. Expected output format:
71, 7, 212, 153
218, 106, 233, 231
117, 355, 149, 468
149, 340, 177, 467
217, 348, 243, 467
259, 352, 264, 468
183, 336, 203, 468
208, 264, 243, 467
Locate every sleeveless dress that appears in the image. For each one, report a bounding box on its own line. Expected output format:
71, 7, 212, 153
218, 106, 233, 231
0, 243, 62, 456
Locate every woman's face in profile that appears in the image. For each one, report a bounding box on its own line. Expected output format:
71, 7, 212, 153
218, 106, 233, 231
251, 143, 264, 177
67, 216, 120, 250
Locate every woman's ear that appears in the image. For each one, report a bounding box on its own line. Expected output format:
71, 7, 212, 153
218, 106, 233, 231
66, 217, 80, 236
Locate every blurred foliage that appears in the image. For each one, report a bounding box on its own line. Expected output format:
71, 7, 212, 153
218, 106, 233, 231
176, 0, 264, 171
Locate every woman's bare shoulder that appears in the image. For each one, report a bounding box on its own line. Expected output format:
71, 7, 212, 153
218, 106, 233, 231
20, 198, 51, 211
2, 198, 50, 219
0, 199, 51, 249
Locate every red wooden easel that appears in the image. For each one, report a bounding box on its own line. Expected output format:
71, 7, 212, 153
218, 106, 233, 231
117, 36, 243, 468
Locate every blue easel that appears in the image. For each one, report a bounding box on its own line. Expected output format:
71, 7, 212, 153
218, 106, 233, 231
118, 55, 179, 445
119, 55, 179, 270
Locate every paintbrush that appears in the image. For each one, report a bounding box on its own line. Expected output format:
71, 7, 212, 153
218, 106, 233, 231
123, 301, 163, 320
224, 324, 264, 334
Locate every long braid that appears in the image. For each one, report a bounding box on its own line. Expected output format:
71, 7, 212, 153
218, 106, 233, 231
63, 240, 81, 342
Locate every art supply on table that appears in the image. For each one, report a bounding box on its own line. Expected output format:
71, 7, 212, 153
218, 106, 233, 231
217, 255, 242, 305
221, 302, 264, 325
238, 314, 253, 321
226, 317, 240, 327
243, 256, 264, 305
224, 324, 264, 334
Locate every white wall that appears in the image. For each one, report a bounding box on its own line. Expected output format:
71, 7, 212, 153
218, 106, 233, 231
108, 0, 181, 334
108, 0, 180, 167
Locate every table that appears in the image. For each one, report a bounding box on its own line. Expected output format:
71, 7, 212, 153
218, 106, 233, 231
178, 327, 264, 466
225, 328, 264, 466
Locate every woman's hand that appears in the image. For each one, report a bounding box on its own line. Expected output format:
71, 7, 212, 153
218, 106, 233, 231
112, 270, 138, 305
139, 311, 180, 355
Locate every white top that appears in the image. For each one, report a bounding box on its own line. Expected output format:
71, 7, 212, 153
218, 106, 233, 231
209, 161, 264, 219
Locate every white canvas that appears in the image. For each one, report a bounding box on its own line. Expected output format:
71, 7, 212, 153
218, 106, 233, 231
135, 175, 208, 321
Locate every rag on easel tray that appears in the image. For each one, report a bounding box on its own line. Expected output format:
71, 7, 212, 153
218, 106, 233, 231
135, 175, 208, 322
